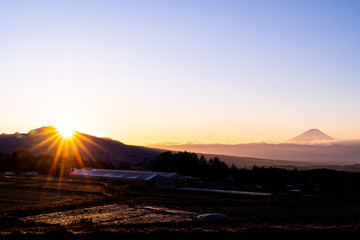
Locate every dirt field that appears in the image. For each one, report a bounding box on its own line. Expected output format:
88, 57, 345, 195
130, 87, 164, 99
0, 176, 108, 217
22, 204, 195, 226
1, 176, 360, 239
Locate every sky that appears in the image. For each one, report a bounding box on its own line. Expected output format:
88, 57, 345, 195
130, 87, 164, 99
1, 0, 360, 145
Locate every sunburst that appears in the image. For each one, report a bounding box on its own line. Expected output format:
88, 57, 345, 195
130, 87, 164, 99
30, 123, 107, 179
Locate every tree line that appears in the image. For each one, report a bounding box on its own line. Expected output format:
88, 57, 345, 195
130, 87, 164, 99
147, 151, 229, 180
147, 151, 360, 188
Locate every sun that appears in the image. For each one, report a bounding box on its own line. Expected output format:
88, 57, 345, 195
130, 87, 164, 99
56, 122, 76, 139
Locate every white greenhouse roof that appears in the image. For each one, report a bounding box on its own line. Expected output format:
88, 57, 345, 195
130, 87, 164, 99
69, 168, 179, 181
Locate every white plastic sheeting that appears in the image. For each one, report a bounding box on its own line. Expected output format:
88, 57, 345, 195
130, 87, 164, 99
69, 168, 182, 186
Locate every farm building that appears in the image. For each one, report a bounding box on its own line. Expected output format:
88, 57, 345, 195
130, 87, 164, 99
69, 168, 185, 187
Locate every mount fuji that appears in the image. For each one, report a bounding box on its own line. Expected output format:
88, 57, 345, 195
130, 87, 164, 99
289, 129, 334, 142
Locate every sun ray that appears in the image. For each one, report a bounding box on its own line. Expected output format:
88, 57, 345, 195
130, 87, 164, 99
31, 132, 61, 152
72, 135, 96, 161
42, 135, 62, 155
75, 133, 108, 152
68, 135, 85, 169
50, 137, 65, 176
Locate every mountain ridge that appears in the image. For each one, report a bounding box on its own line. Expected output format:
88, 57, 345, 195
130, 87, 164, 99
0, 126, 162, 167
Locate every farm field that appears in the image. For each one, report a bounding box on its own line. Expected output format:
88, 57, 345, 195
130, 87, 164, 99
1, 176, 360, 239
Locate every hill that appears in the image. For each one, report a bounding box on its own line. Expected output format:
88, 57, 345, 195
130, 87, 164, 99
0, 126, 162, 167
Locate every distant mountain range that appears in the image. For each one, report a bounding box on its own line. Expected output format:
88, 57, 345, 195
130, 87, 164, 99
0, 126, 162, 167
1, 127, 360, 171
153, 142, 360, 164
148, 129, 360, 167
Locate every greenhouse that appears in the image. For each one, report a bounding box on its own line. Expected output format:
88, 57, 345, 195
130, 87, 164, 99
69, 168, 185, 187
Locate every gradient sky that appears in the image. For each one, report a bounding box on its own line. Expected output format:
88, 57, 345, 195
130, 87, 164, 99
1, 0, 360, 145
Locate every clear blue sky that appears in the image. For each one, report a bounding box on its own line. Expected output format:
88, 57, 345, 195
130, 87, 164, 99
1, 0, 360, 144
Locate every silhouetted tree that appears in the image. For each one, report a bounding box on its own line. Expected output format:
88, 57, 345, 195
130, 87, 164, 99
148, 151, 231, 181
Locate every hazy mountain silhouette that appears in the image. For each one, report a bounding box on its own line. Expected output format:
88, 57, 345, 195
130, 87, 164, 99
289, 128, 334, 142
148, 137, 360, 166
0, 126, 162, 167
